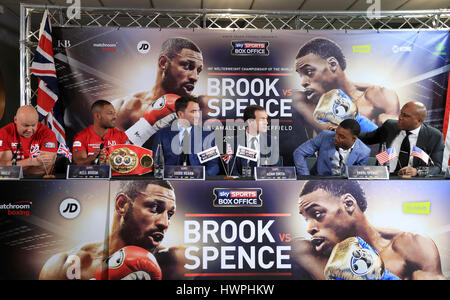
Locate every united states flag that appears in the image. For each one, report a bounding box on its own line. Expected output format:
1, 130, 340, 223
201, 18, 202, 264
30, 10, 66, 146
57, 143, 73, 162
30, 145, 40, 159
412, 146, 429, 164
376, 147, 398, 165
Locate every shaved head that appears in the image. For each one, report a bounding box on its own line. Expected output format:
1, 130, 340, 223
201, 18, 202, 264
398, 101, 428, 131
16, 105, 39, 121
405, 101, 427, 122
14, 105, 39, 138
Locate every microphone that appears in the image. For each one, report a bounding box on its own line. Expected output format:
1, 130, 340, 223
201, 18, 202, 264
94, 143, 104, 165
11, 143, 21, 166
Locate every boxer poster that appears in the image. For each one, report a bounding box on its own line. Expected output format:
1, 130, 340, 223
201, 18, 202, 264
1, 179, 448, 280
51, 28, 449, 165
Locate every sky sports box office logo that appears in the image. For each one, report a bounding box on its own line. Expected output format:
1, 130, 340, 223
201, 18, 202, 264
231, 41, 269, 56
213, 188, 263, 207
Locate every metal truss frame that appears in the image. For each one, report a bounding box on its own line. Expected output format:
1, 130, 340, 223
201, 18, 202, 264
20, 4, 450, 105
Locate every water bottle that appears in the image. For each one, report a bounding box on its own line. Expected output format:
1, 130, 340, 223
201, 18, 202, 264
242, 160, 252, 178
154, 142, 164, 179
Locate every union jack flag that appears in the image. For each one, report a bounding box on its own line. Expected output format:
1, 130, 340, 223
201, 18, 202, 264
30, 10, 66, 146
57, 143, 72, 162
412, 146, 429, 164
376, 147, 398, 165
30, 145, 40, 159
222, 142, 233, 164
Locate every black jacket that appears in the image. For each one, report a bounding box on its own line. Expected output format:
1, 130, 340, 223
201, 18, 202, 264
359, 119, 444, 175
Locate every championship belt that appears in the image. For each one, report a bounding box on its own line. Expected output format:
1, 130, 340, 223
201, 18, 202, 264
106, 144, 153, 176
313, 89, 358, 126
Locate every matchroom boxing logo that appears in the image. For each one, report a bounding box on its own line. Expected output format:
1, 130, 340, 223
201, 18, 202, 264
0, 201, 32, 217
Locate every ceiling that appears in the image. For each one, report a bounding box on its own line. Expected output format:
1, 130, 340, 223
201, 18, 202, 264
1, 0, 450, 17
0, 0, 449, 38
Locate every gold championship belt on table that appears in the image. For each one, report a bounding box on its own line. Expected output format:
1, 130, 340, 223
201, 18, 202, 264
313, 89, 358, 126
106, 144, 153, 176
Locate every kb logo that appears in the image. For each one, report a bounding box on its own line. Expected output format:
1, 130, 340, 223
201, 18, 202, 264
59, 198, 81, 219
137, 40, 150, 54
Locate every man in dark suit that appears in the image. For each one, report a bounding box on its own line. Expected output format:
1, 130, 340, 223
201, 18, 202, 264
293, 119, 370, 176
152, 95, 219, 176
359, 101, 444, 176
228, 105, 281, 176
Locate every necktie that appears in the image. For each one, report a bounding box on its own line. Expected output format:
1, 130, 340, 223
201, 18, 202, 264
249, 137, 257, 150
335, 146, 344, 169
180, 129, 190, 166
396, 131, 412, 171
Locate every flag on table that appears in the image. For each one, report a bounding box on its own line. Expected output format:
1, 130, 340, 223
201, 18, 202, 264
222, 141, 233, 164
30, 145, 40, 159
30, 9, 66, 146
412, 146, 429, 164
376, 147, 398, 165
57, 143, 73, 162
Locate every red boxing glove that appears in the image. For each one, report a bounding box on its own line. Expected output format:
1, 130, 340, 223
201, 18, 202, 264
94, 246, 162, 280
143, 94, 179, 125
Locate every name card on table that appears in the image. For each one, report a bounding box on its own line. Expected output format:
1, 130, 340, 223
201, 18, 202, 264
255, 166, 297, 181
67, 165, 111, 179
0, 166, 23, 180
346, 166, 389, 180
164, 165, 205, 180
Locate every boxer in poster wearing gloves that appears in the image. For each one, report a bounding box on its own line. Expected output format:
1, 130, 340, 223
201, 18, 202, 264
292, 180, 446, 280
292, 37, 399, 132
39, 180, 186, 280
113, 37, 203, 146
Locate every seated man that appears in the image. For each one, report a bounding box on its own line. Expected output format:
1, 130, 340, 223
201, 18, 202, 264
0, 105, 57, 176
359, 101, 444, 176
293, 119, 370, 176
73, 100, 129, 165
231, 105, 281, 176
152, 95, 219, 176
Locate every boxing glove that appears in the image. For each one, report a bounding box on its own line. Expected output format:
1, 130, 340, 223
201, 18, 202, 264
94, 246, 162, 280
324, 237, 400, 280
143, 94, 179, 126
125, 94, 179, 147
313, 89, 378, 131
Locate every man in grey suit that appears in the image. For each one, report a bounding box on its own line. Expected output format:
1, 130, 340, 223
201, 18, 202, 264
293, 119, 370, 176
359, 101, 444, 176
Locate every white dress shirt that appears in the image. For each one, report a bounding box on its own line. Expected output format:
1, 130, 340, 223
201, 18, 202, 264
333, 142, 355, 169
388, 125, 421, 172
246, 131, 260, 166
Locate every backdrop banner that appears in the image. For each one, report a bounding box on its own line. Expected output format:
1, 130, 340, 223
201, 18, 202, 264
52, 28, 449, 165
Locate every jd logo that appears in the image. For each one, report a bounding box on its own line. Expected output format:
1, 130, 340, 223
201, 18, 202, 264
60, 198, 81, 219
137, 41, 150, 54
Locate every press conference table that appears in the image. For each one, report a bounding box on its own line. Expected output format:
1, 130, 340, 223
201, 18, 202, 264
1, 174, 449, 280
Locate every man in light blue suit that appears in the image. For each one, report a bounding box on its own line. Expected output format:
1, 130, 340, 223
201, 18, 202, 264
293, 119, 370, 176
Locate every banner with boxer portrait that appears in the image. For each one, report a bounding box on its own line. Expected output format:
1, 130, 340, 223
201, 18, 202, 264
0, 179, 449, 280
51, 28, 449, 166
